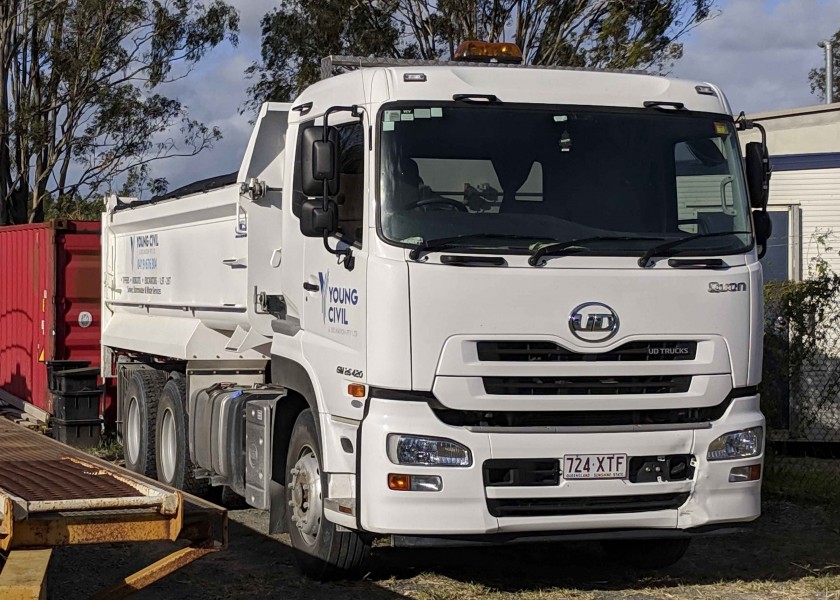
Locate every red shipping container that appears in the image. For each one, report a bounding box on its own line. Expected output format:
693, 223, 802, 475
0, 220, 102, 417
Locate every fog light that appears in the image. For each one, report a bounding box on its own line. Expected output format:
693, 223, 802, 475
707, 427, 763, 461
387, 434, 472, 467
387, 473, 443, 491
729, 464, 762, 482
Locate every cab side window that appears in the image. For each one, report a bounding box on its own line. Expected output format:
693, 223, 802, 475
335, 122, 365, 247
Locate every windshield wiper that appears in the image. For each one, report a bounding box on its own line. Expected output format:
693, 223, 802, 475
528, 236, 666, 266
409, 234, 547, 260
637, 231, 752, 268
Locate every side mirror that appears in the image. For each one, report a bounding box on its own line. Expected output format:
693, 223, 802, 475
302, 126, 340, 197
300, 199, 338, 238
745, 141, 771, 209
753, 209, 772, 259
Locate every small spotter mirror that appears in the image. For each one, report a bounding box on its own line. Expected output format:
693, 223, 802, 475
300, 199, 338, 238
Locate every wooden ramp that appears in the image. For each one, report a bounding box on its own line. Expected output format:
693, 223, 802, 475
0, 419, 226, 599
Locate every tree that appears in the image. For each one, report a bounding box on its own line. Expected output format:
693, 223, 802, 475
247, 0, 715, 106
0, 0, 239, 225
809, 29, 840, 103
244, 0, 405, 113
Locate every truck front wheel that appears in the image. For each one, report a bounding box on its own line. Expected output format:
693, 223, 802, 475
285, 409, 370, 580
601, 537, 691, 569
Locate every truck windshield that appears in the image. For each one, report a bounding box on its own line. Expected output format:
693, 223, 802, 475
378, 104, 752, 258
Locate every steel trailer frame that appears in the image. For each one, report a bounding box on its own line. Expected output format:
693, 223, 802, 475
0, 418, 227, 600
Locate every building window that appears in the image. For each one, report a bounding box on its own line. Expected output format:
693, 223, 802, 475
761, 205, 801, 282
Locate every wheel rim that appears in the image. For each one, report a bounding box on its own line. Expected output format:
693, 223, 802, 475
289, 444, 323, 546
160, 407, 177, 483
126, 397, 141, 464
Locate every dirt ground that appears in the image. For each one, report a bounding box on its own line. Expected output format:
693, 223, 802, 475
46, 499, 840, 600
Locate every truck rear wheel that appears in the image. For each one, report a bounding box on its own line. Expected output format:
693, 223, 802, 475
286, 409, 370, 580
124, 370, 166, 477
601, 537, 691, 569
155, 377, 209, 496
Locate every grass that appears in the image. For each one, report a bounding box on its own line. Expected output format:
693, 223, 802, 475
362, 499, 840, 600
63, 441, 840, 599
47, 498, 840, 599
88, 434, 124, 464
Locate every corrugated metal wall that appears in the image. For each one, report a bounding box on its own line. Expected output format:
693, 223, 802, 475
0, 224, 53, 410
0, 221, 101, 414
767, 168, 840, 276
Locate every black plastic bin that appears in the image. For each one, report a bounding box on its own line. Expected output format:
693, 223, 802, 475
51, 418, 101, 448
46, 360, 90, 391
53, 390, 102, 421
50, 367, 99, 394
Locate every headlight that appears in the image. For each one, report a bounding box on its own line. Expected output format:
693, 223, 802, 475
387, 434, 472, 467
707, 427, 763, 461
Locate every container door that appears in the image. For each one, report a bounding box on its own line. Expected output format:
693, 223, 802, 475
55, 222, 102, 368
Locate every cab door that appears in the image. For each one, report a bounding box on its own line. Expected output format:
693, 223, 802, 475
300, 118, 368, 419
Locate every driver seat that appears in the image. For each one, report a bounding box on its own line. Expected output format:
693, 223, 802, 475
393, 157, 421, 211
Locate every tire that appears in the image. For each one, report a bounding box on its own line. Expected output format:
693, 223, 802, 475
285, 409, 371, 580
123, 369, 166, 477
601, 538, 691, 570
155, 377, 210, 496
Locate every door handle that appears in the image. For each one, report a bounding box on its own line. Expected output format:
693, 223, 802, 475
303, 282, 320, 292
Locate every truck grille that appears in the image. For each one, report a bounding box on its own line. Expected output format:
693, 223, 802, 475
487, 493, 689, 518
484, 459, 560, 487
477, 340, 697, 362
483, 375, 691, 396
433, 396, 732, 428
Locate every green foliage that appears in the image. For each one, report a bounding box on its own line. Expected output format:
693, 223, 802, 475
43, 195, 105, 221
809, 29, 840, 102
762, 232, 840, 430
247, 0, 716, 106
0, 0, 239, 225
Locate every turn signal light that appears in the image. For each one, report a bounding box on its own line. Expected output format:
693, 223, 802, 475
388, 473, 444, 491
453, 41, 523, 64
388, 474, 411, 491
729, 464, 761, 482
347, 383, 366, 398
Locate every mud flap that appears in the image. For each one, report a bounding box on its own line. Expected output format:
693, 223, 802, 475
269, 479, 288, 534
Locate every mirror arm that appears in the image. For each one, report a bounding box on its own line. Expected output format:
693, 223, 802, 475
321, 232, 355, 271
753, 121, 767, 147
736, 112, 769, 152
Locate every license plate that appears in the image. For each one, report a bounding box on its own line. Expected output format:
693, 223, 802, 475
563, 454, 628, 480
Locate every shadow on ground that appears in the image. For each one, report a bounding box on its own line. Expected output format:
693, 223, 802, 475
47, 500, 840, 599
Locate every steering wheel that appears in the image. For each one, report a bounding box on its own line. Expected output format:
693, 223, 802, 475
404, 197, 469, 212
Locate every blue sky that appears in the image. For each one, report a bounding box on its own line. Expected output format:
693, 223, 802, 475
152, 0, 840, 191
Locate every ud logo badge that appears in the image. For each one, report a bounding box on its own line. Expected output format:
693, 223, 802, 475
569, 302, 620, 342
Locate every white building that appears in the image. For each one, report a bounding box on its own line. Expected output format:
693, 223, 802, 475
741, 103, 840, 281
742, 103, 840, 442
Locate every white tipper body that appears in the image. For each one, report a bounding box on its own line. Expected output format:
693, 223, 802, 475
102, 65, 763, 536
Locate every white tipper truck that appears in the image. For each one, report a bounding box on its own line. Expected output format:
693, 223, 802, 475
101, 44, 773, 579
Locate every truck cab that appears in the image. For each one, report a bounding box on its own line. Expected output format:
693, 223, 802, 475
102, 46, 772, 579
